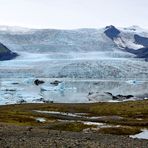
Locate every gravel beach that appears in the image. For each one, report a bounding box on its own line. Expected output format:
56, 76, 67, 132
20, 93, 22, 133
0, 124, 148, 148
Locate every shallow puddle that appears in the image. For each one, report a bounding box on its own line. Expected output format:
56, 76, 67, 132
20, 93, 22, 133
36, 118, 46, 123
130, 129, 148, 140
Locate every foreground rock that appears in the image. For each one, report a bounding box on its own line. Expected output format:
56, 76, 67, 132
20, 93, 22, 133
0, 124, 148, 148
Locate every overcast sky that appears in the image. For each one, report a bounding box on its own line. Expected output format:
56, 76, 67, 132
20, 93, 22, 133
0, 0, 148, 29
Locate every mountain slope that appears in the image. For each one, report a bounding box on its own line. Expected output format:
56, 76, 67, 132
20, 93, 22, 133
103, 25, 148, 59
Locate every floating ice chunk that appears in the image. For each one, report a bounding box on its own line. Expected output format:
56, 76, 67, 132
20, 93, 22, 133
0, 87, 23, 91
40, 82, 77, 91
126, 80, 136, 84
23, 78, 34, 84
87, 92, 112, 101
3, 94, 13, 100
126, 80, 143, 85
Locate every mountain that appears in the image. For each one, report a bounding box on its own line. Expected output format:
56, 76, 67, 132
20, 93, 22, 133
0, 42, 18, 60
0, 25, 148, 59
104, 25, 148, 59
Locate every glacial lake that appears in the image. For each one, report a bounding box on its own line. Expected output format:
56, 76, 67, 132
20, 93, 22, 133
0, 78, 148, 105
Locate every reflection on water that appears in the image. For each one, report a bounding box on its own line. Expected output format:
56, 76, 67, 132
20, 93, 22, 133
0, 78, 148, 104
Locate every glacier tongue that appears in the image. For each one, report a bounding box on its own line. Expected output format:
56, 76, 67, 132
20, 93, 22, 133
0, 51, 148, 79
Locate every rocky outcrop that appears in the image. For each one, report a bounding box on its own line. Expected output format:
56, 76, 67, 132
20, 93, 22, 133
0, 43, 18, 61
104, 25, 120, 40
136, 48, 148, 58
134, 34, 148, 47
125, 47, 148, 59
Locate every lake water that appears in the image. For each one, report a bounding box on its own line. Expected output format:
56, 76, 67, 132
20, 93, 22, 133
0, 78, 148, 104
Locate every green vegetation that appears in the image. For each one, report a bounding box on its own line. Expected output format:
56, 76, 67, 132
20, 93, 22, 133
46, 122, 96, 132
5, 100, 147, 117
98, 126, 141, 135
0, 100, 147, 135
